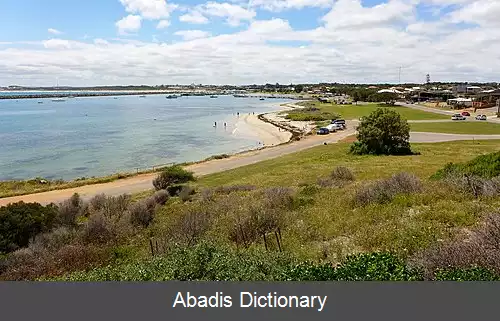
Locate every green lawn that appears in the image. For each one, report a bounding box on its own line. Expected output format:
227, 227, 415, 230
199, 140, 500, 187
293, 102, 449, 121
410, 122, 500, 135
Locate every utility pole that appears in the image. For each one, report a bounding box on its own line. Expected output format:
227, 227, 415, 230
398, 66, 402, 85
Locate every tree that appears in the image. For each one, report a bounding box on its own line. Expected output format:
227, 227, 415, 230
0, 202, 58, 253
352, 90, 361, 105
294, 85, 304, 93
350, 108, 413, 155
153, 166, 195, 191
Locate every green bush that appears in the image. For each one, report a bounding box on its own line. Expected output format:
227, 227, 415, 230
153, 166, 195, 191
0, 202, 58, 254
350, 108, 413, 156
431, 151, 500, 180
332, 252, 423, 281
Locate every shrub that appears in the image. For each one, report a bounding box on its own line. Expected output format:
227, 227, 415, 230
432, 151, 500, 180
57, 193, 84, 227
86, 194, 131, 220
434, 267, 500, 281
79, 212, 131, 245
179, 186, 196, 202
30, 227, 77, 252
332, 252, 423, 281
128, 200, 156, 228
166, 184, 184, 196
0, 202, 58, 253
152, 190, 169, 205
350, 108, 413, 155
318, 167, 355, 188
354, 173, 422, 206
168, 206, 212, 246
330, 166, 355, 182
153, 166, 195, 191
412, 212, 500, 278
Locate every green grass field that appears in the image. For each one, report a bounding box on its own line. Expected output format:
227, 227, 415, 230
292, 102, 449, 121
410, 122, 500, 135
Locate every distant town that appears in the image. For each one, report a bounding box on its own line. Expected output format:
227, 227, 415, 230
1, 81, 500, 110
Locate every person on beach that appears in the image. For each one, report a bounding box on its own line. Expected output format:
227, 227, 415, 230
214, 122, 217, 127
224, 122, 227, 128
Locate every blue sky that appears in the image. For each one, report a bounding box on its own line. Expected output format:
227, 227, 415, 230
0, 0, 498, 86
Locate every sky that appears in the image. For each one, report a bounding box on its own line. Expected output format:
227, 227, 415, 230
0, 0, 499, 86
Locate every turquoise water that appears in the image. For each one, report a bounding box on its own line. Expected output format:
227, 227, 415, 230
0, 95, 290, 180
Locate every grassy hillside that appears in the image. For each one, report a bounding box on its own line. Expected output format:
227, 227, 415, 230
2, 138, 499, 280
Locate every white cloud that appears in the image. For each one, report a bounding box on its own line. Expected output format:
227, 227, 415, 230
119, 0, 177, 20
174, 30, 212, 40
116, 15, 143, 35
157, 20, 171, 29
2, 1, 500, 86
249, 0, 334, 11
449, 0, 500, 27
185, 2, 256, 27
179, 11, 210, 24
43, 39, 71, 49
48, 28, 63, 35
321, 0, 416, 30
93, 38, 109, 45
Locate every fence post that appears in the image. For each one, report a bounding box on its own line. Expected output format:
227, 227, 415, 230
149, 239, 155, 256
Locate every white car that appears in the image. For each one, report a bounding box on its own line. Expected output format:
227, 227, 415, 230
475, 115, 487, 121
451, 114, 466, 120
326, 123, 343, 132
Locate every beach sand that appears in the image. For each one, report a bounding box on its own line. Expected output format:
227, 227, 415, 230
232, 114, 292, 146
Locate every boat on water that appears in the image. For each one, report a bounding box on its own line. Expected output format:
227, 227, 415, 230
51, 98, 67, 102
139, 95, 146, 98
166, 95, 178, 99
233, 94, 246, 98
38, 101, 43, 104
259, 98, 265, 101
210, 95, 218, 98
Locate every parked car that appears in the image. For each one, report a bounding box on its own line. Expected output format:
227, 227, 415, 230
475, 114, 487, 121
316, 127, 330, 135
461, 111, 471, 116
331, 119, 347, 129
451, 114, 466, 120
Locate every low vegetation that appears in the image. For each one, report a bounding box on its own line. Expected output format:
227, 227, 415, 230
285, 107, 340, 121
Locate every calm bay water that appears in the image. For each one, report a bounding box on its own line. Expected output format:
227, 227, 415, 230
0, 94, 290, 180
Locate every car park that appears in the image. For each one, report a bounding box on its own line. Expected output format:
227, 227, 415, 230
475, 114, 487, 121
451, 114, 466, 120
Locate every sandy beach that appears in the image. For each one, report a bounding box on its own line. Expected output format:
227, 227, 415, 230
232, 114, 292, 146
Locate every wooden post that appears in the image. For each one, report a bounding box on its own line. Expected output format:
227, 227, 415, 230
263, 234, 268, 251
149, 239, 155, 256
275, 231, 282, 252
155, 240, 159, 254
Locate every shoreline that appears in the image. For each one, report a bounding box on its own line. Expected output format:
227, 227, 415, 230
0, 101, 311, 200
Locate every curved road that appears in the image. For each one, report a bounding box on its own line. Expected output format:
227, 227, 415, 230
1, 118, 500, 206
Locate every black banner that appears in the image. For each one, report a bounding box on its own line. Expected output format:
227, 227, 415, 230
0, 282, 497, 321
